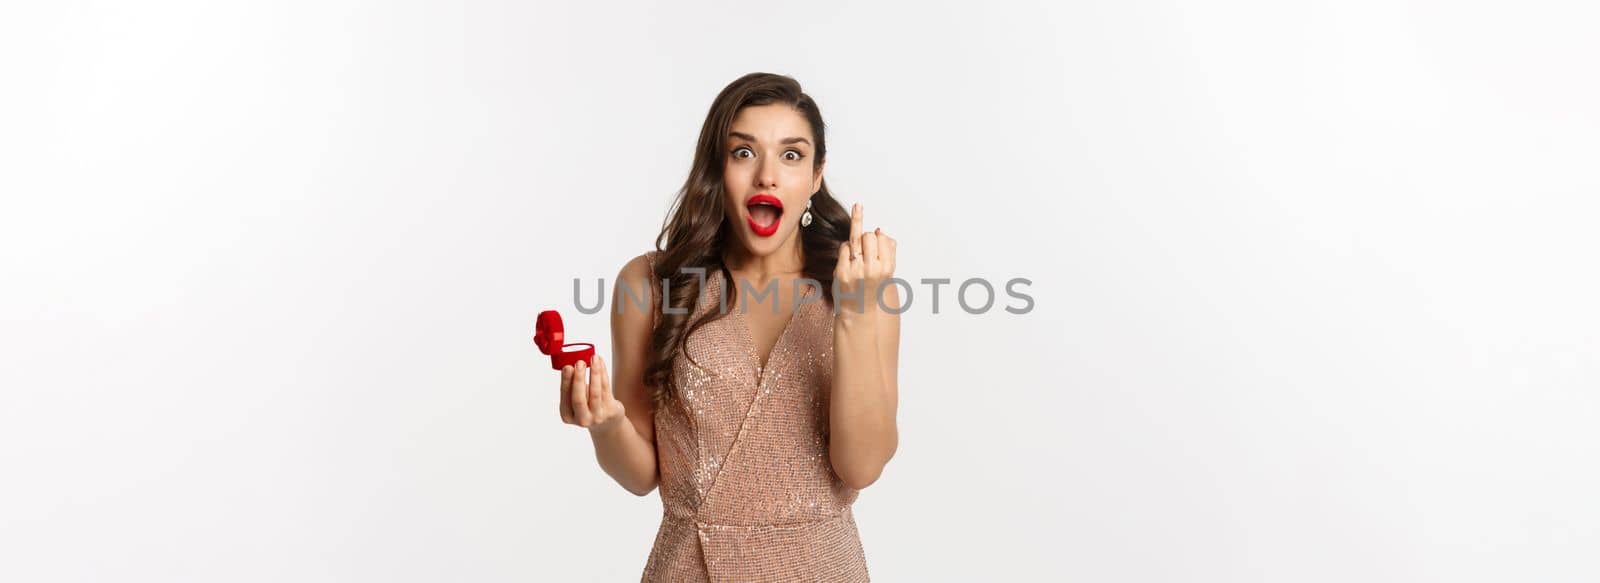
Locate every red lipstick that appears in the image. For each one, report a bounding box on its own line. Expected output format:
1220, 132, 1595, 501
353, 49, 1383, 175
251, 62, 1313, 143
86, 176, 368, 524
745, 193, 783, 237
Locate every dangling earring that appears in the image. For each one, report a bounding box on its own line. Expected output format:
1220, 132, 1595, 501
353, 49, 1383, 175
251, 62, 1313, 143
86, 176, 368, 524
800, 198, 814, 227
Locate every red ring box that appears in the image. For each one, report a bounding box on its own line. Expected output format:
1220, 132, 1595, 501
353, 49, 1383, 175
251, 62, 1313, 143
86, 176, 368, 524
534, 310, 595, 370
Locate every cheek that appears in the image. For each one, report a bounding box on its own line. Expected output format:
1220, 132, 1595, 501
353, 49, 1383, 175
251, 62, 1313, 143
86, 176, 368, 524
722, 198, 745, 225
721, 167, 741, 205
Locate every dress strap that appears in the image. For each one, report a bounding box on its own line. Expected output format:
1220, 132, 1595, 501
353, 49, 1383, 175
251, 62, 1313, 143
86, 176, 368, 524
644, 250, 662, 328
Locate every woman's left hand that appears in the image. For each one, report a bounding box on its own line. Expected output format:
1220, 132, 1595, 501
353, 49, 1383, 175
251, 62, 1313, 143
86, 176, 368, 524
834, 203, 897, 319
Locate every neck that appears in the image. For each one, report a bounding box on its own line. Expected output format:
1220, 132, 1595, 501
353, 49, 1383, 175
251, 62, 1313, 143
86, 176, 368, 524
724, 237, 805, 280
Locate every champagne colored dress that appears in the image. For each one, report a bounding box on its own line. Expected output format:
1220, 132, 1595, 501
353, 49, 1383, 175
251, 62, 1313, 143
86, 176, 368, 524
640, 253, 871, 582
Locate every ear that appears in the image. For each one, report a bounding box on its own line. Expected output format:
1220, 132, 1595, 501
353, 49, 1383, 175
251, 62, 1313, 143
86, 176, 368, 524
811, 158, 826, 193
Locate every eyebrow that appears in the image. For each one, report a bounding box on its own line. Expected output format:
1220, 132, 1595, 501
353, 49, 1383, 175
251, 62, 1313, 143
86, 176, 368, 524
729, 131, 811, 147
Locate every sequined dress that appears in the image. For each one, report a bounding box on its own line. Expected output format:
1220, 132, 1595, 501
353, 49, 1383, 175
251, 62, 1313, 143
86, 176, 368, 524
640, 253, 871, 582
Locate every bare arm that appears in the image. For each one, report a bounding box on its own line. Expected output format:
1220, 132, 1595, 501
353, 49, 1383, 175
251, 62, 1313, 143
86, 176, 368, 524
558, 253, 659, 496
828, 204, 901, 489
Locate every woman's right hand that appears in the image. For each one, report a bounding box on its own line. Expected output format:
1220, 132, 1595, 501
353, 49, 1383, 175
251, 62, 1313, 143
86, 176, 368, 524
558, 355, 629, 433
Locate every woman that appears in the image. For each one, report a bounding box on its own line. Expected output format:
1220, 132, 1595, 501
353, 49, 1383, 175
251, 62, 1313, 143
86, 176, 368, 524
555, 72, 901, 581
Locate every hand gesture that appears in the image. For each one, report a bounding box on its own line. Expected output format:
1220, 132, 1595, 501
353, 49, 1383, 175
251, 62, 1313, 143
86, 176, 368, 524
557, 356, 627, 434
833, 203, 897, 318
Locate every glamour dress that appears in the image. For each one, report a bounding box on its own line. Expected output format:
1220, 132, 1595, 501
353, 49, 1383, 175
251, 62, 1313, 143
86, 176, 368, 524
640, 252, 871, 582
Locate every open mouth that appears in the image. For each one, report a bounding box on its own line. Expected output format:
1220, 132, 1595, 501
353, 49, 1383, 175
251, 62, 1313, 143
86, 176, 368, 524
745, 193, 783, 237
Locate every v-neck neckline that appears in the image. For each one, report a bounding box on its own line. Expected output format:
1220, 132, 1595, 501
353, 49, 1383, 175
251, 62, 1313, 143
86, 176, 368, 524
727, 272, 817, 380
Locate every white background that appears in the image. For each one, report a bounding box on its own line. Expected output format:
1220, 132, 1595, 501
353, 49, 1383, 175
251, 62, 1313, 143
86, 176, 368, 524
3, 1, 1597, 581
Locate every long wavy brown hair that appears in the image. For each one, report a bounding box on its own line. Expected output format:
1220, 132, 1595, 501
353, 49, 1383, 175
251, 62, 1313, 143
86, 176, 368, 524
644, 72, 851, 408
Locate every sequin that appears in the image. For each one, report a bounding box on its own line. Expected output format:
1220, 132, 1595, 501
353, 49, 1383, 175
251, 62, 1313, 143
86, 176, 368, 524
640, 252, 870, 582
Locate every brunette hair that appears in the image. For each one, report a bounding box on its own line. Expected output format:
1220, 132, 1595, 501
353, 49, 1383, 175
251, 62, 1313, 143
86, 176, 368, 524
643, 72, 850, 407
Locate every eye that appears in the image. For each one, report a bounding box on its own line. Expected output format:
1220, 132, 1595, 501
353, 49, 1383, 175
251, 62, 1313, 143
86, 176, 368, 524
731, 146, 806, 161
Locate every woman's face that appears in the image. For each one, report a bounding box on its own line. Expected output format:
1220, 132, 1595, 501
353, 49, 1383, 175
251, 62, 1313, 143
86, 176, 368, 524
722, 104, 825, 259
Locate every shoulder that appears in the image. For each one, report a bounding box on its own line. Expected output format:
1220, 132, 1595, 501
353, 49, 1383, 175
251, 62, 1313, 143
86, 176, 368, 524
611, 252, 658, 323
620, 250, 666, 291
619, 251, 655, 282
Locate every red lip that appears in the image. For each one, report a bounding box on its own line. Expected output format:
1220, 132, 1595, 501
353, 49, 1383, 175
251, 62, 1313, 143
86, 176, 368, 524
745, 193, 783, 209
744, 193, 783, 237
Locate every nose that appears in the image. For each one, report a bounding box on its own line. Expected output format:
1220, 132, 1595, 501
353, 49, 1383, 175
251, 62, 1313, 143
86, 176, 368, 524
755, 157, 778, 190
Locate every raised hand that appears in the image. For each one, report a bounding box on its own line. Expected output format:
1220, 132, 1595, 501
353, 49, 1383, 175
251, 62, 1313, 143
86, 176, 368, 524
558, 356, 628, 433
833, 203, 897, 318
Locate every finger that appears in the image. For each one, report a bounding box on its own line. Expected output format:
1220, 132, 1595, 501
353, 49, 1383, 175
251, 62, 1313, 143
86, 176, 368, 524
588, 356, 607, 414
596, 356, 623, 422
570, 360, 592, 426
596, 355, 614, 403
861, 231, 879, 273
848, 203, 863, 250
884, 234, 896, 274
837, 241, 854, 276
559, 364, 575, 424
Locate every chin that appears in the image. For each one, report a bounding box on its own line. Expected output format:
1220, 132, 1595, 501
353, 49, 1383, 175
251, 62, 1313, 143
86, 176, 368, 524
747, 234, 782, 255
